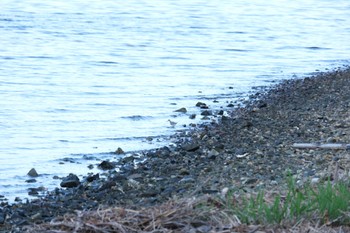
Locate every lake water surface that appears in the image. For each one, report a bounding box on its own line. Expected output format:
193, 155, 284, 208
1, 0, 350, 201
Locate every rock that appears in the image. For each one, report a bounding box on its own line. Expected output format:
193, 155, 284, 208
98, 161, 115, 170
86, 173, 99, 182
201, 110, 212, 116
28, 188, 39, 196
189, 114, 196, 119
195, 102, 207, 108
182, 143, 200, 152
25, 179, 37, 183
27, 168, 39, 177
115, 147, 125, 154
0, 212, 5, 224
120, 155, 135, 164
257, 101, 267, 108
174, 107, 187, 113
179, 168, 190, 176
60, 174, 80, 188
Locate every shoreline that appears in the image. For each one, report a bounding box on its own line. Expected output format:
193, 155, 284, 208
2, 67, 350, 231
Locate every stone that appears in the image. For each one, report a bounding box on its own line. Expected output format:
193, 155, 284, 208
201, 110, 212, 116
115, 147, 125, 154
27, 168, 39, 177
25, 179, 37, 183
28, 188, 39, 196
182, 143, 200, 152
0, 212, 5, 224
60, 174, 80, 188
98, 161, 115, 170
174, 107, 187, 113
179, 168, 190, 176
86, 173, 99, 182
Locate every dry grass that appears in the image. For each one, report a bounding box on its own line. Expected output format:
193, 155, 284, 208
25, 193, 350, 233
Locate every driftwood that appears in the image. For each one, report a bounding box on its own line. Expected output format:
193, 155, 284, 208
292, 143, 350, 150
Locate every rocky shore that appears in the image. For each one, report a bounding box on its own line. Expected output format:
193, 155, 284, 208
1, 67, 350, 232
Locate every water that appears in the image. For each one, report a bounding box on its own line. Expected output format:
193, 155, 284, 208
1, 0, 350, 202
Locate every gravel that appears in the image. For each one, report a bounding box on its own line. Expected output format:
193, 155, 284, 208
1, 67, 350, 232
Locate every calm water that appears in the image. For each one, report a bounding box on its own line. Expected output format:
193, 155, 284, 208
1, 0, 350, 201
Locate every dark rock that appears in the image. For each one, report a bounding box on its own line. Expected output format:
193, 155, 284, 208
174, 107, 187, 113
86, 173, 99, 182
195, 102, 207, 108
258, 101, 267, 108
201, 110, 212, 116
189, 114, 196, 119
28, 188, 39, 196
0, 212, 5, 224
98, 181, 117, 191
27, 168, 39, 177
120, 155, 135, 164
25, 179, 37, 183
141, 190, 159, 198
179, 168, 190, 176
182, 143, 200, 152
115, 147, 125, 154
98, 161, 116, 170
60, 174, 80, 188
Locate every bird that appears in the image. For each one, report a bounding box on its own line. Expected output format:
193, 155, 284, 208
168, 119, 177, 127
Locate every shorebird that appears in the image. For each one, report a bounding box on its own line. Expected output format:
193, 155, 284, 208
168, 119, 177, 127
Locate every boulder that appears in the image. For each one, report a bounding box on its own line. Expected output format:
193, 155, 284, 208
98, 161, 115, 170
60, 174, 80, 188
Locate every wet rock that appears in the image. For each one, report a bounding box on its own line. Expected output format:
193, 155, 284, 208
201, 110, 212, 116
98, 161, 115, 170
195, 102, 207, 108
115, 147, 125, 154
120, 155, 135, 164
86, 173, 99, 182
60, 174, 80, 188
0, 212, 5, 224
28, 188, 39, 196
25, 179, 37, 183
27, 168, 39, 177
174, 107, 187, 113
189, 114, 196, 119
